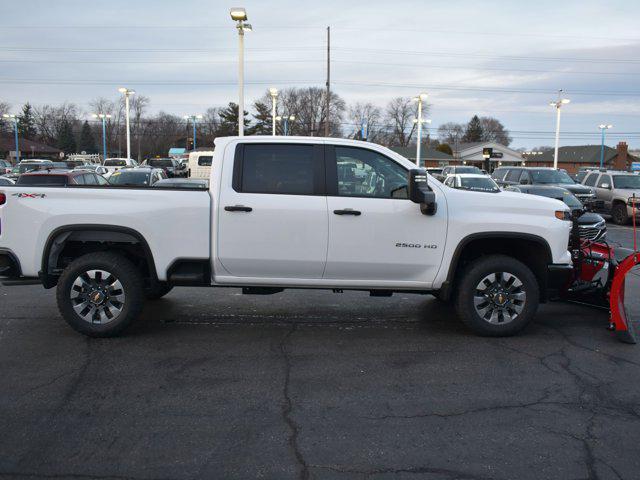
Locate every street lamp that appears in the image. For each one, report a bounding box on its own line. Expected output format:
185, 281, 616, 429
118, 87, 135, 160
231, 7, 252, 136
549, 90, 570, 169
413, 93, 430, 166
598, 124, 613, 169
92, 113, 112, 161
183, 114, 204, 150
2, 114, 19, 163
276, 114, 295, 136
269, 88, 279, 136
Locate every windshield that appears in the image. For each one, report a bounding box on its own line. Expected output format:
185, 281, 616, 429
18, 163, 52, 173
109, 171, 150, 185
612, 175, 640, 189
104, 159, 126, 167
456, 166, 481, 174
147, 159, 173, 168
459, 177, 499, 192
530, 169, 575, 185
17, 175, 67, 186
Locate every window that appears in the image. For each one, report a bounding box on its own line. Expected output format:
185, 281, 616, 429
519, 171, 531, 184
442, 167, 451, 176
529, 169, 574, 185
147, 159, 173, 168
583, 173, 599, 187
455, 166, 482, 174
492, 168, 507, 181
96, 174, 109, 186
334, 146, 408, 199
17, 175, 67, 186
597, 175, 612, 188
239, 144, 316, 195
444, 177, 455, 187
82, 174, 97, 185
198, 156, 213, 166
72, 175, 85, 185
612, 175, 640, 189
104, 159, 127, 167
505, 169, 521, 182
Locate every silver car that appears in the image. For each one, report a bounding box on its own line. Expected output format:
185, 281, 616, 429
581, 170, 640, 224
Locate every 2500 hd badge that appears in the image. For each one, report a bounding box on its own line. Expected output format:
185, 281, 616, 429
395, 242, 438, 249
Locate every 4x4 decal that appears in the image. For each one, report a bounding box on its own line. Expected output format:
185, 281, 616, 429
12, 193, 46, 198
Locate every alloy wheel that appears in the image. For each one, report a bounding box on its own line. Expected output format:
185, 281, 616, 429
473, 272, 526, 324
69, 269, 126, 324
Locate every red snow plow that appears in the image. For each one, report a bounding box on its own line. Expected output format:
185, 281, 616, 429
560, 196, 640, 343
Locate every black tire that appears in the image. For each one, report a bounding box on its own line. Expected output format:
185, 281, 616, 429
455, 255, 539, 337
612, 203, 629, 225
144, 283, 173, 300
56, 252, 144, 337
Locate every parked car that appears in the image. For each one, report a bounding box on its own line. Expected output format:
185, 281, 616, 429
0, 176, 15, 186
103, 158, 138, 177
108, 167, 167, 187
143, 158, 186, 178
434, 165, 483, 182
17, 169, 110, 186
506, 185, 606, 241
72, 165, 109, 176
0, 159, 12, 175
17, 160, 54, 173
492, 167, 595, 203
443, 174, 500, 193
187, 150, 214, 179
0, 137, 574, 339
153, 178, 209, 189
581, 169, 640, 224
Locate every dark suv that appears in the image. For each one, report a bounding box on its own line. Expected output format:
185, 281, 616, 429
492, 167, 595, 203
143, 158, 186, 178
17, 169, 109, 186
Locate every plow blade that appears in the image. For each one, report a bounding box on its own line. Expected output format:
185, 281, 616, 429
609, 253, 639, 344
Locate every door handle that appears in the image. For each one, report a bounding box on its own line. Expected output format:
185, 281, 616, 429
333, 209, 361, 216
224, 205, 253, 212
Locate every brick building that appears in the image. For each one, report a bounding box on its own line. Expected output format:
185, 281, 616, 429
523, 142, 637, 174
0, 136, 62, 163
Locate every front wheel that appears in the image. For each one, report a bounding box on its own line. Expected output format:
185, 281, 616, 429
455, 255, 539, 337
56, 252, 144, 337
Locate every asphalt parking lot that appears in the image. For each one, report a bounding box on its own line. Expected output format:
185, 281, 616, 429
1, 224, 640, 480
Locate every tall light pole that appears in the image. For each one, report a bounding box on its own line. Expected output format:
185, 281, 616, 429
118, 87, 135, 159
413, 93, 430, 166
231, 7, 252, 136
269, 88, 279, 136
2, 114, 19, 163
276, 115, 295, 136
183, 114, 203, 149
92, 113, 112, 161
599, 124, 613, 169
550, 90, 570, 169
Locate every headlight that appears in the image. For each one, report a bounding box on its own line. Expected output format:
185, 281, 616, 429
555, 210, 572, 221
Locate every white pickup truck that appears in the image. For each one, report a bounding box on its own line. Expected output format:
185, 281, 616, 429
0, 137, 573, 338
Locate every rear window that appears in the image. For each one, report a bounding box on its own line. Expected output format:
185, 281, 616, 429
17, 175, 67, 186
104, 159, 126, 167
109, 171, 151, 185
239, 144, 315, 195
456, 166, 481, 174
583, 173, 599, 187
147, 159, 172, 168
198, 156, 213, 166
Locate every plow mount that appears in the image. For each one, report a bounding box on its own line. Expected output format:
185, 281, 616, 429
561, 195, 640, 344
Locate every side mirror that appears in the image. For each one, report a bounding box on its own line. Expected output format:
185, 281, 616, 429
408, 169, 437, 216
601, 183, 611, 189
96, 166, 107, 175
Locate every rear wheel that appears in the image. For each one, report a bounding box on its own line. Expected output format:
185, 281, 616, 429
56, 252, 144, 337
612, 203, 629, 225
455, 255, 539, 337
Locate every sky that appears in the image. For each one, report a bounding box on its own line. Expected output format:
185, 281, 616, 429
1, 0, 639, 149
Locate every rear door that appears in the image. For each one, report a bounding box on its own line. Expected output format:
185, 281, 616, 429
217, 143, 328, 279
323, 145, 446, 286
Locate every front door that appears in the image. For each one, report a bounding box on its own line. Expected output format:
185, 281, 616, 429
217, 143, 328, 279
323, 146, 446, 286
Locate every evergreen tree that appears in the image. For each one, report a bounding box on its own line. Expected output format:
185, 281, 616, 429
250, 101, 274, 135
17, 102, 37, 139
217, 102, 250, 136
56, 120, 76, 154
462, 115, 483, 143
79, 120, 96, 153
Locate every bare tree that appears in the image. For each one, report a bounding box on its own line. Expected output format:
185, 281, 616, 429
479, 116, 512, 146
348, 102, 383, 142
33, 102, 80, 146
130, 95, 149, 161
437, 122, 465, 150
384, 96, 425, 147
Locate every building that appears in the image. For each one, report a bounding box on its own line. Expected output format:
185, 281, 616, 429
523, 142, 637, 174
454, 142, 524, 168
0, 136, 62, 163
388, 146, 453, 167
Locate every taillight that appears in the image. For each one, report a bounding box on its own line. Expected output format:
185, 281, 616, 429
0, 193, 5, 205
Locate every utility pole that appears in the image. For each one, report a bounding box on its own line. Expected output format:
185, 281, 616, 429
325, 26, 330, 137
